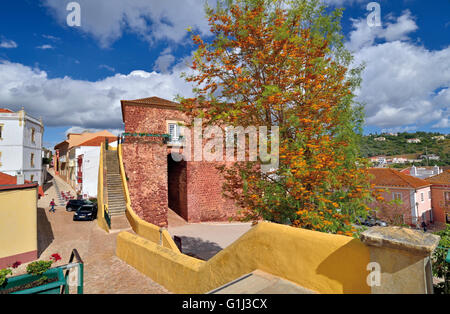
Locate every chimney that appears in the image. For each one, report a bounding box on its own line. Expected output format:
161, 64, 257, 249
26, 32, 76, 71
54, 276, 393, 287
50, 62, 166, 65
16, 172, 25, 185
411, 165, 417, 176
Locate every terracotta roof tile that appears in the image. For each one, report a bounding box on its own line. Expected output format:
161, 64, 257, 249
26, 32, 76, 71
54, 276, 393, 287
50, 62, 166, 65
122, 96, 179, 108
426, 170, 450, 185
0, 108, 13, 113
120, 97, 181, 122
0, 172, 42, 195
368, 168, 430, 189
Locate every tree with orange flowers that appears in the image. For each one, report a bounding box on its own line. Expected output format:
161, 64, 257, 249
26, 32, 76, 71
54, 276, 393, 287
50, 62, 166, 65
180, 0, 374, 236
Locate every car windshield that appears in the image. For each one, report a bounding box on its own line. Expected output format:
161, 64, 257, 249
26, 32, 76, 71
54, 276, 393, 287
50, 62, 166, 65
77, 206, 94, 212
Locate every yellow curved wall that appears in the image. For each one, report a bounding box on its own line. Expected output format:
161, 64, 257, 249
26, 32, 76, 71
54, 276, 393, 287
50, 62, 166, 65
116, 143, 370, 294
117, 221, 371, 294
96, 142, 109, 233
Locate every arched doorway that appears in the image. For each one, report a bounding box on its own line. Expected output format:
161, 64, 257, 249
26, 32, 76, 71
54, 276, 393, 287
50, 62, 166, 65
167, 153, 188, 220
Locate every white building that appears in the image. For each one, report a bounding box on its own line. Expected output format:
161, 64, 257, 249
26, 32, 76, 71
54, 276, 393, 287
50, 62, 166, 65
374, 137, 386, 142
0, 108, 44, 185
407, 138, 421, 143
54, 130, 117, 198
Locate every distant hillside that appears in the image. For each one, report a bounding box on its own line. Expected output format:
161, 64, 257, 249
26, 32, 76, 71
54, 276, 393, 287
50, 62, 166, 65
360, 132, 449, 166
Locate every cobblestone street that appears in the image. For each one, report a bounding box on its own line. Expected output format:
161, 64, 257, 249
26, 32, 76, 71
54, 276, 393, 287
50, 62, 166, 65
10, 169, 169, 294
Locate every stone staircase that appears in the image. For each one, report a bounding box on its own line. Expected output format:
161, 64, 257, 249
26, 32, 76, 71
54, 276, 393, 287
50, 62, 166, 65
105, 150, 127, 217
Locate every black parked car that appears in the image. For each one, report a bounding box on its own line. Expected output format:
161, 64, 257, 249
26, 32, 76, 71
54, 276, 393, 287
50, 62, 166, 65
357, 215, 388, 227
66, 199, 94, 212
73, 204, 98, 221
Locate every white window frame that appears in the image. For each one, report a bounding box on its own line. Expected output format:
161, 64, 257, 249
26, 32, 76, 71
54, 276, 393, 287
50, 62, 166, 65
392, 192, 402, 201
166, 120, 184, 145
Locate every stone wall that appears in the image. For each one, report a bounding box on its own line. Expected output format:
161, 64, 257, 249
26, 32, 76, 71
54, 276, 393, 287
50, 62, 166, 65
122, 101, 238, 226
186, 161, 237, 222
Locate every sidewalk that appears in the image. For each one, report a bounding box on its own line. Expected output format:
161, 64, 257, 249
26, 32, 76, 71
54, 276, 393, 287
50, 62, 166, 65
10, 173, 169, 294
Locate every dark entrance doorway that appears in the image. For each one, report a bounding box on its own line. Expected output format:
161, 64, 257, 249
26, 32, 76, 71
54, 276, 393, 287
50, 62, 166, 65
167, 153, 188, 220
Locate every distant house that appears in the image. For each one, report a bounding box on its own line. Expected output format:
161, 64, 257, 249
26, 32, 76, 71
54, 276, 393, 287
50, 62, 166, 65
401, 165, 442, 179
431, 135, 445, 141
406, 138, 421, 143
54, 130, 118, 198
420, 154, 440, 161
392, 157, 408, 164
0, 108, 44, 185
374, 137, 386, 142
385, 132, 398, 136
426, 170, 450, 225
369, 156, 387, 166
368, 168, 432, 225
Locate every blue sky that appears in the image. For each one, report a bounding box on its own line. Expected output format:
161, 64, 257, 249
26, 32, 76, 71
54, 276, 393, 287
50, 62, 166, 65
0, 0, 448, 148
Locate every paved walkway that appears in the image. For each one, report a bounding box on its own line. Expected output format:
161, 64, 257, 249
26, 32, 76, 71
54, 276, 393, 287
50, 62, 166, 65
10, 171, 169, 294
168, 210, 252, 260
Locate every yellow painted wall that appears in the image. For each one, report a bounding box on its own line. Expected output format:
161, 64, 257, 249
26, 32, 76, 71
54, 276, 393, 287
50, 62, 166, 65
96, 142, 109, 233
116, 142, 370, 293
117, 221, 371, 294
0, 187, 37, 259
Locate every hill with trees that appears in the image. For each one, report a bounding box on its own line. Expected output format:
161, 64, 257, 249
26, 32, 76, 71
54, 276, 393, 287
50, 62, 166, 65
360, 132, 449, 166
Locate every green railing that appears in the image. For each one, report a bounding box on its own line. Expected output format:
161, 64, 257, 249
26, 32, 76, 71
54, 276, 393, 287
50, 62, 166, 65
0, 249, 84, 294
62, 249, 84, 294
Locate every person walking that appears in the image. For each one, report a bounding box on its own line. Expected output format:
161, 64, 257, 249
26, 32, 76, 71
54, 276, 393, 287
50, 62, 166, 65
49, 199, 56, 213
421, 220, 427, 232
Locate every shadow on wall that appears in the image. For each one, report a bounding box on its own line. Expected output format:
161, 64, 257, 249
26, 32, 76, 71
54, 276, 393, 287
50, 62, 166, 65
37, 207, 54, 257
43, 172, 54, 193
177, 236, 223, 261
316, 238, 371, 294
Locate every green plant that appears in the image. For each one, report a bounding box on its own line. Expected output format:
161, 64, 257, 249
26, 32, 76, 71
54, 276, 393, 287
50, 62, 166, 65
433, 224, 450, 294
26, 261, 53, 278
0, 268, 12, 286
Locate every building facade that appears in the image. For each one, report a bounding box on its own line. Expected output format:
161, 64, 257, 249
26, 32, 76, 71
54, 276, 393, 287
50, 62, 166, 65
54, 131, 117, 198
0, 172, 39, 268
0, 108, 44, 185
426, 170, 450, 226
121, 97, 237, 227
368, 168, 432, 225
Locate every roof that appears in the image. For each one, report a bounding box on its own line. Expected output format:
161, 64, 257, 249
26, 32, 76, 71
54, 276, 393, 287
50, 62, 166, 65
426, 170, 450, 186
368, 168, 431, 189
0, 108, 13, 113
54, 130, 116, 150
0, 172, 43, 196
78, 135, 117, 147
120, 96, 180, 122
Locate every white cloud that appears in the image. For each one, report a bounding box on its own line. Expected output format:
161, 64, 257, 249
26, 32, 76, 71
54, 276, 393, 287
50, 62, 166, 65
99, 64, 115, 72
348, 12, 450, 130
346, 10, 418, 51
0, 39, 18, 49
43, 0, 214, 47
37, 44, 55, 50
0, 60, 194, 129
153, 50, 176, 73
65, 126, 123, 136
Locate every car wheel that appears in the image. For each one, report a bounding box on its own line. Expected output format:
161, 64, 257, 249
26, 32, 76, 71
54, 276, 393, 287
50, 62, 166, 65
67, 207, 73, 211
